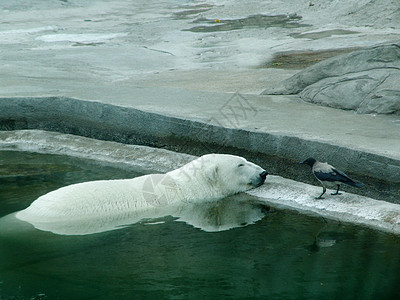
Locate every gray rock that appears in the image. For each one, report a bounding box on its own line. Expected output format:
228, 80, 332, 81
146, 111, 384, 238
262, 43, 400, 115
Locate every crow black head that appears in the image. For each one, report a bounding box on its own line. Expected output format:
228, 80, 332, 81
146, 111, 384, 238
300, 157, 317, 167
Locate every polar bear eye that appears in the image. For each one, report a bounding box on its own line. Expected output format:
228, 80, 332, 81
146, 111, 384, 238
238, 163, 245, 167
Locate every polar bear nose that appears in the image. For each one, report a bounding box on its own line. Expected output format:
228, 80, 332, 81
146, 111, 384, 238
260, 171, 268, 180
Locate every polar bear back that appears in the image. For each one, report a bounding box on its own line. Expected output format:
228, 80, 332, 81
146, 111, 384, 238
17, 174, 181, 223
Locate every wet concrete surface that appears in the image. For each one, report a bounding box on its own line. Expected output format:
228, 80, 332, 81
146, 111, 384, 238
263, 47, 361, 69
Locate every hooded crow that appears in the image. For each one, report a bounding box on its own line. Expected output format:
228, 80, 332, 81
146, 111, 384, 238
300, 157, 365, 199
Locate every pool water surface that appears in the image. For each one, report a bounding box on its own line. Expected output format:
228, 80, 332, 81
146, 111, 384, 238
1, 151, 400, 299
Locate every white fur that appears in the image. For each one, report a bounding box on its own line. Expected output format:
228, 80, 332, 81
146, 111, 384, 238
16, 154, 266, 227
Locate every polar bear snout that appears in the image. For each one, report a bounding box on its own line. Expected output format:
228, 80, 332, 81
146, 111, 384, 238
251, 170, 268, 187
260, 170, 268, 180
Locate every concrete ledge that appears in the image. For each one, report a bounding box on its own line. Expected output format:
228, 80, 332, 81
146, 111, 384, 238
248, 177, 400, 235
1, 96, 399, 203
0, 130, 195, 175
1, 130, 399, 235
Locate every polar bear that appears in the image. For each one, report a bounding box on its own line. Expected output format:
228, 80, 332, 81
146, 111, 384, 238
15, 154, 268, 234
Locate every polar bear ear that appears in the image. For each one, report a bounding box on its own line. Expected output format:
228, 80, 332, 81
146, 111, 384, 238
205, 165, 219, 183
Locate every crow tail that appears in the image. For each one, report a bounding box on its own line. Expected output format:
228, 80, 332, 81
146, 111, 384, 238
347, 181, 365, 188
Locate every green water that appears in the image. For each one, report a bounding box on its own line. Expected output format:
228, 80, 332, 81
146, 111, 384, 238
1, 151, 400, 299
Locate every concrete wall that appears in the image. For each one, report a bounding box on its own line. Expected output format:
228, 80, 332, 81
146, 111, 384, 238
1, 96, 399, 203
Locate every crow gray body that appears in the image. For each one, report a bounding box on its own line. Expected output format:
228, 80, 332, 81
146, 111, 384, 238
300, 158, 364, 199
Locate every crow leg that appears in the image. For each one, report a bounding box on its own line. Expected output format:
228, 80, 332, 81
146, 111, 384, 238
316, 186, 326, 199
331, 185, 342, 195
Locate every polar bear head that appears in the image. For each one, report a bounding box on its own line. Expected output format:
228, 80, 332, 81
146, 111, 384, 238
168, 154, 268, 202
